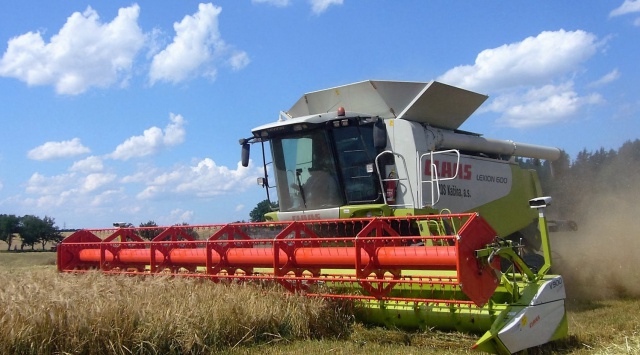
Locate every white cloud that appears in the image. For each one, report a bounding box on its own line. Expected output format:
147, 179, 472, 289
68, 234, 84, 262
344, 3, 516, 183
610, 0, 640, 17
486, 82, 604, 128
25, 172, 77, 195
89, 189, 126, 207
82, 173, 117, 192
438, 30, 599, 93
251, 0, 341, 14
121, 167, 159, 183
16, 171, 128, 226
309, 0, 343, 15
25, 170, 116, 201
27, 138, 90, 161
137, 186, 161, 200
589, 69, 620, 87
21, 169, 128, 224
252, 0, 291, 7
12, 153, 261, 227
235, 204, 245, 212
109, 113, 186, 160
0, 5, 144, 95
228, 51, 250, 71
162, 113, 187, 146
70, 155, 104, 173
24, 194, 68, 209
437, 30, 605, 128
137, 158, 261, 200
149, 3, 249, 84
167, 209, 194, 224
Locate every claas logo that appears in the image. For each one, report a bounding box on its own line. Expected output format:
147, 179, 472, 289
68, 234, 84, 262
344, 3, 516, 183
424, 160, 472, 180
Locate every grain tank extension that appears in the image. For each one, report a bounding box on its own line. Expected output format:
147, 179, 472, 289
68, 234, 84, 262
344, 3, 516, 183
58, 80, 569, 354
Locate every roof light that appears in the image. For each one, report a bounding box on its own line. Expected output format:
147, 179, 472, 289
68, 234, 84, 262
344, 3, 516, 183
337, 107, 345, 116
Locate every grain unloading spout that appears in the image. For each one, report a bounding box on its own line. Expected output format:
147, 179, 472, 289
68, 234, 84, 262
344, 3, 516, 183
432, 128, 562, 161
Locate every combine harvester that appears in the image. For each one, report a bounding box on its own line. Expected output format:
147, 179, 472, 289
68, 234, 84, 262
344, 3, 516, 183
58, 81, 568, 354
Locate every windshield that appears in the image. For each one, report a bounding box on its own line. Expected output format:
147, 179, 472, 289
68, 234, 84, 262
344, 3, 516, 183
333, 124, 380, 203
269, 120, 381, 212
271, 130, 342, 211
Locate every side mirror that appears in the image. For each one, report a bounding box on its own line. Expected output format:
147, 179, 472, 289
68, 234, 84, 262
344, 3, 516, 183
241, 143, 250, 167
373, 118, 387, 150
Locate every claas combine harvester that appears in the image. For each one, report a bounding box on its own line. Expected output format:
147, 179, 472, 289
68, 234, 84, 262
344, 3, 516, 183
58, 80, 569, 354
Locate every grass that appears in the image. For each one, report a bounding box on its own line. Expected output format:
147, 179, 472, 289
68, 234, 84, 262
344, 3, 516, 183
563, 298, 640, 354
0, 250, 56, 268
1, 253, 639, 354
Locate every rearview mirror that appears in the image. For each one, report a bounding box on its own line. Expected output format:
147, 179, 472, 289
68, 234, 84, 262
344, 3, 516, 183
241, 143, 250, 167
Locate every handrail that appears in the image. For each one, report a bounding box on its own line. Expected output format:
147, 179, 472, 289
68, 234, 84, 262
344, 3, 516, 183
375, 150, 415, 208
418, 149, 461, 208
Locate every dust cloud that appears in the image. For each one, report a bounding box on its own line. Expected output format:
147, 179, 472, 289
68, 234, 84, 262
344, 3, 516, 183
551, 189, 640, 300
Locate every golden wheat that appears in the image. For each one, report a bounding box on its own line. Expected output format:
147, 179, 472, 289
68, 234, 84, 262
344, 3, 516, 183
0, 268, 351, 354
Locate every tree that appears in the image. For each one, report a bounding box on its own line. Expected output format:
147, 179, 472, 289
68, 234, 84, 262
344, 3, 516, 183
0, 214, 21, 251
249, 199, 278, 222
40, 216, 63, 249
538, 140, 640, 220
138, 220, 161, 240
173, 222, 199, 239
550, 150, 571, 179
20, 215, 61, 251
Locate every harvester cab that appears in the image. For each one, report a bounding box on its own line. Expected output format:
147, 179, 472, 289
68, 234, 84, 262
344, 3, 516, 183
58, 80, 569, 354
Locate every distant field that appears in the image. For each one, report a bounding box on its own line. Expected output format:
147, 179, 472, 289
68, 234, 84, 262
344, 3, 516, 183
0, 252, 638, 354
0, 237, 61, 253
0, 250, 56, 268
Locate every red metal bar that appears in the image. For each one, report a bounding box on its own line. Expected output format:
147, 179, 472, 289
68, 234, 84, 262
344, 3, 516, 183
74, 244, 457, 270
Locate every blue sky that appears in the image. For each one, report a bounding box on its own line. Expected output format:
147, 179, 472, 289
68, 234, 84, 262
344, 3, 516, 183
0, 1, 638, 229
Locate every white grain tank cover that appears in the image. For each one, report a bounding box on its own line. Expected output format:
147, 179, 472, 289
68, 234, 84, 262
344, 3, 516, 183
286, 80, 487, 130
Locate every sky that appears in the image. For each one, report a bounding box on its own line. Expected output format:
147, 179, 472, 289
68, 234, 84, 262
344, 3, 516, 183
0, 1, 638, 229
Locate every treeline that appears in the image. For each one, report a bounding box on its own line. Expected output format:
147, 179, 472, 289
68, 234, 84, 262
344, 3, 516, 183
134, 220, 198, 240
0, 217, 201, 252
519, 139, 640, 220
0, 214, 62, 251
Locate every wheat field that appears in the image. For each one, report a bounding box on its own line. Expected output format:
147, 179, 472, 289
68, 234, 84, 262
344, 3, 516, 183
1, 245, 639, 354
0, 264, 354, 354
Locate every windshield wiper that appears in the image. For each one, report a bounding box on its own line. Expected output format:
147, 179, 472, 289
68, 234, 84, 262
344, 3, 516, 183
295, 168, 307, 208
